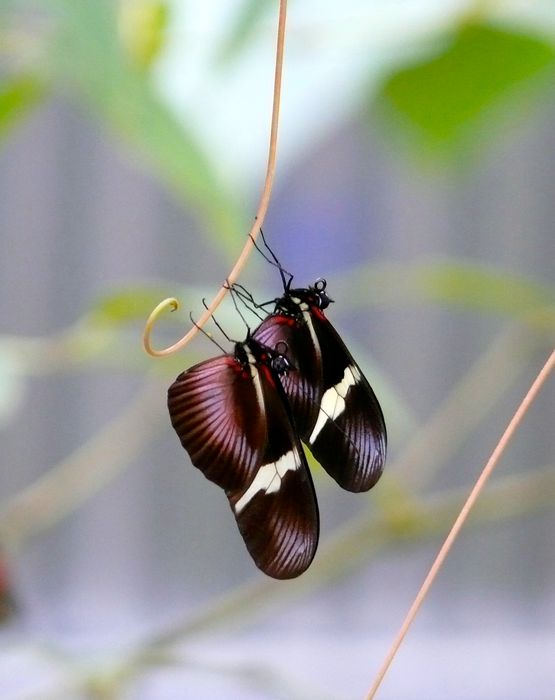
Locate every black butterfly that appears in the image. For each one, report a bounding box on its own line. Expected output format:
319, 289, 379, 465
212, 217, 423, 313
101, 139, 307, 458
252, 276, 387, 493
168, 334, 319, 579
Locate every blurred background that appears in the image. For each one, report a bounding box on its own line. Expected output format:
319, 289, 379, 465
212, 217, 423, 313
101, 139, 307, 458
1, 1, 555, 698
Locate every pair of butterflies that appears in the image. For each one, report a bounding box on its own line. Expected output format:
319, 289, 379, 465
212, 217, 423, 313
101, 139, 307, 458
167, 275, 387, 579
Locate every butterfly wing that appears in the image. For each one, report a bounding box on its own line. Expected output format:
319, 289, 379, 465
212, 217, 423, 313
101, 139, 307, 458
167, 354, 266, 492
253, 314, 322, 438
168, 346, 319, 579
254, 304, 386, 492
305, 309, 387, 492
228, 356, 319, 579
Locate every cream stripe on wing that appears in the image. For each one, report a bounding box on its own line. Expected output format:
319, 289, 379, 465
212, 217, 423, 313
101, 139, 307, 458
234, 450, 299, 514
309, 365, 361, 443
245, 346, 265, 412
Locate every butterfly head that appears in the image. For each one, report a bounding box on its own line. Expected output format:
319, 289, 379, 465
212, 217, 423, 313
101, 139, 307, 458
246, 338, 293, 376
271, 341, 293, 376
276, 278, 334, 316
309, 278, 333, 310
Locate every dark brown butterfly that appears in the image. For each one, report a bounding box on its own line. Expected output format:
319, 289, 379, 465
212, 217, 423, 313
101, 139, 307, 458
168, 336, 319, 579
253, 276, 386, 493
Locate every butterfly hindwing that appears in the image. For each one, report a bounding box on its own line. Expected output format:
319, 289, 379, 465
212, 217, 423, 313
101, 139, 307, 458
228, 351, 319, 579
253, 314, 322, 438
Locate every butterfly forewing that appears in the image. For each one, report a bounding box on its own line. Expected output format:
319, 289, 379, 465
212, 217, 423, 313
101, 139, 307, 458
253, 314, 322, 437
167, 354, 266, 492
228, 353, 319, 579
253, 280, 387, 494
300, 307, 386, 492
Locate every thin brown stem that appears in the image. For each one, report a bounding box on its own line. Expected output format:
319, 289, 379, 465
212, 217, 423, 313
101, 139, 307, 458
143, 0, 288, 357
365, 347, 555, 700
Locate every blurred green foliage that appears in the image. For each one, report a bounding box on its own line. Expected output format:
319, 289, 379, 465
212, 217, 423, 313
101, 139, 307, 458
1, 0, 247, 253
1, 0, 554, 507
374, 22, 555, 158
347, 260, 555, 319
88, 285, 180, 326
3, 3, 555, 210
0, 75, 45, 137
119, 0, 169, 70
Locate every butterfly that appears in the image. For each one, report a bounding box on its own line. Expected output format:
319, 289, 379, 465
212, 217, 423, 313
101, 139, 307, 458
252, 276, 387, 493
168, 334, 319, 579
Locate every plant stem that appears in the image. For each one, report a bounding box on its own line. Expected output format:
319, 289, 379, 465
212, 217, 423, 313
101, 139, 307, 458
365, 347, 555, 700
143, 0, 289, 357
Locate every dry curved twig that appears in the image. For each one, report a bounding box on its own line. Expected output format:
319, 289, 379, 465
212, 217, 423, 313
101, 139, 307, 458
143, 0, 288, 357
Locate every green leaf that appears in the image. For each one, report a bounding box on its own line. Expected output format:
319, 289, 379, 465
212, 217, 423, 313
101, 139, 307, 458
414, 261, 555, 316
119, 0, 170, 71
87, 282, 239, 328
87, 285, 181, 326
48, 0, 246, 254
0, 76, 45, 139
373, 23, 555, 157
343, 259, 555, 319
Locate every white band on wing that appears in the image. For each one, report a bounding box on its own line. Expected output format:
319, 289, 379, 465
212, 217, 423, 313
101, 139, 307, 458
234, 450, 299, 513
309, 365, 361, 443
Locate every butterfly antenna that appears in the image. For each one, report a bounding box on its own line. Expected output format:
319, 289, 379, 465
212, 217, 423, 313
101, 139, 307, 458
222, 279, 260, 317
231, 282, 256, 306
249, 232, 280, 268
230, 283, 267, 322
201, 298, 234, 344
259, 227, 294, 289
232, 282, 276, 312
225, 284, 253, 335
250, 227, 294, 290
189, 311, 227, 354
